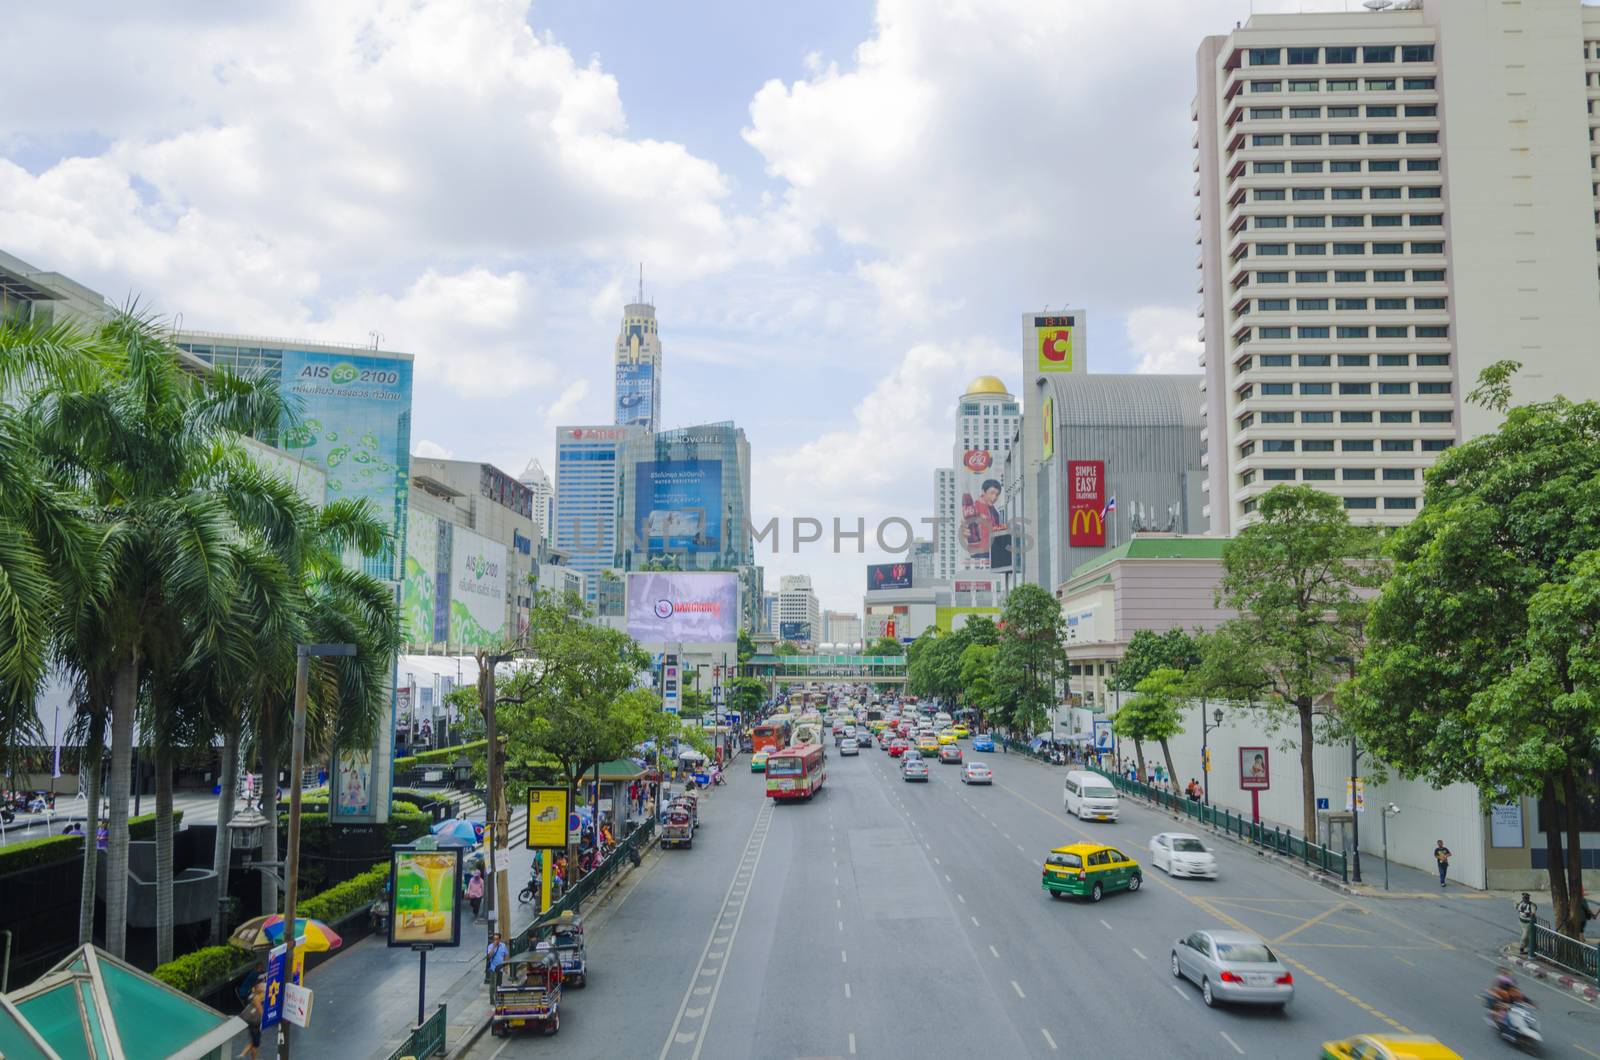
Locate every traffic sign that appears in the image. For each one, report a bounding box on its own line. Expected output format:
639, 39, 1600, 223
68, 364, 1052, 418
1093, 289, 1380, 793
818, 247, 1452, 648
284, 983, 313, 1028
712, 685, 723, 704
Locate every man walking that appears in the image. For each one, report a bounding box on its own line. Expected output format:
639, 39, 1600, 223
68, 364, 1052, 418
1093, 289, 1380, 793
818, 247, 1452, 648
1434, 839, 1452, 887
1516, 892, 1537, 954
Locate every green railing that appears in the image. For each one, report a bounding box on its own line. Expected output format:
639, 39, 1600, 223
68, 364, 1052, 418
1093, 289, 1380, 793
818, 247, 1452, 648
1531, 922, 1599, 984
1092, 768, 1349, 883
386, 1003, 446, 1060
507, 817, 658, 960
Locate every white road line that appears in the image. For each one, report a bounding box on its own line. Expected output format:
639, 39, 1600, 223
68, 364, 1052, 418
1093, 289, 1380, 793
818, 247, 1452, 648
1011, 980, 1026, 999
848, 1032, 858, 1055
944, 874, 951, 882
836, 898, 841, 909
1041, 1029, 1059, 1051
1099, 919, 1112, 930
835, 877, 840, 886
1171, 984, 1189, 1000
1016, 844, 1025, 853
1002, 832, 1011, 839
989, 945, 1000, 959
1131, 947, 1147, 960
844, 982, 851, 999
933, 856, 940, 865
1220, 1031, 1245, 1055
837, 920, 843, 931
490, 1038, 512, 1060
957, 893, 966, 904
841, 949, 848, 963
970, 916, 980, 927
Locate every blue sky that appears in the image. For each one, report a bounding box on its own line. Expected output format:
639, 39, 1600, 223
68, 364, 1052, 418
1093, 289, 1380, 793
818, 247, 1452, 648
0, 0, 1306, 613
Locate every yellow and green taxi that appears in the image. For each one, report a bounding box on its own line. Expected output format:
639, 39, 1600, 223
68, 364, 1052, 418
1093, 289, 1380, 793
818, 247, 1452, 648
1319, 1035, 1462, 1060
916, 735, 940, 755
949, 724, 970, 739
1041, 843, 1142, 902
750, 751, 769, 773
937, 730, 958, 746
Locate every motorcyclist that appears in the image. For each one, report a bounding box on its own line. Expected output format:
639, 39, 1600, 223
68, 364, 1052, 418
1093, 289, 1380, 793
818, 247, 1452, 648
1488, 967, 1529, 1028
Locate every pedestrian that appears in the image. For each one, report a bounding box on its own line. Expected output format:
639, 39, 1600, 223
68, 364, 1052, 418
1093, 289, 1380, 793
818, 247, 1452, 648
1516, 892, 1536, 954
1433, 839, 1452, 887
465, 867, 485, 921
236, 960, 265, 1007
486, 932, 508, 977
240, 980, 265, 1059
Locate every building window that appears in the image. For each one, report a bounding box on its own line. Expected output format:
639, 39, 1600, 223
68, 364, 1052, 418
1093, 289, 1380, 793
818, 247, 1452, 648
1239, 440, 1256, 457
1296, 300, 1329, 312
1345, 496, 1379, 510
1344, 467, 1376, 480
1302, 411, 1334, 423
1322, 45, 1356, 64
1374, 269, 1407, 282
1303, 439, 1336, 452
1303, 467, 1336, 481
1299, 327, 1331, 339
1417, 353, 1450, 367
1261, 382, 1294, 395
1369, 159, 1401, 172
1341, 411, 1373, 423
1366, 105, 1398, 118
1378, 354, 1410, 366
1380, 411, 1413, 423
1295, 215, 1327, 227
1339, 354, 1371, 367
1418, 381, 1451, 394
1301, 382, 1333, 395
1372, 214, 1402, 226
1344, 439, 1375, 451
1257, 298, 1290, 311
1293, 188, 1326, 201
1373, 242, 1405, 254
1383, 467, 1416, 479
1384, 496, 1418, 510
1375, 326, 1409, 338
1419, 410, 1452, 423
1333, 188, 1364, 199
1381, 438, 1415, 452
1287, 46, 1320, 65
1421, 439, 1452, 452
1414, 297, 1446, 309
1371, 187, 1403, 199
1251, 107, 1284, 118
1256, 215, 1288, 227
1261, 410, 1294, 423
1333, 242, 1365, 254
1364, 46, 1396, 63
1296, 270, 1329, 282
1290, 106, 1322, 119
1368, 132, 1400, 145
1407, 131, 1439, 144
1299, 354, 1331, 366
1253, 134, 1285, 146
1415, 325, 1448, 338
1263, 439, 1296, 452
1409, 186, 1442, 199
1336, 297, 1369, 310
1328, 79, 1357, 92
1237, 413, 1255, 429
1242, 499, 1258, 515
1293, 160, 1325, 173
1328, 105, 1360, 118
1407, 159, 1440, 171
1404, 104, 1437, 117
1258, 243, 1290, 256
1375, 297, 1407, 310
1404, 77, 1435, 90
1257, 271, 1289, 283
1401, 44, 1435, 62
1263, 468, 1298, 481
1379, 382, 1412, 395
1296, 243, 1327, 255
1255, 187, 1287, 199
1332, 215, 1364, 227
1290, 79, 1320, 92
1259, 326, 1292, 338
1338, 326, 1370, 338
1329, 133, 1361, 146
1413, 269, 1445, 281
1250, 48, 1282, 66
1340, 382, 1372, 395
1335, 269, 1368, 282
1291, 133, 1324, 146
1251, 80, 1283, 93
1331, 160, 1362, 173
1254, 162, 1287, 174
1366, 77, 1397, 90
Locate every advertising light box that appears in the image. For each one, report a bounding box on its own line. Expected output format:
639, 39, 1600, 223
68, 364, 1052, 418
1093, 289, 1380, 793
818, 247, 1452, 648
626, 572, 738, 644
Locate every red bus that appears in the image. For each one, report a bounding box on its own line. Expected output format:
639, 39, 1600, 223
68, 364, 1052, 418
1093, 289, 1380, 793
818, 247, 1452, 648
765, 744, 826, 801
751, 719, 791, 756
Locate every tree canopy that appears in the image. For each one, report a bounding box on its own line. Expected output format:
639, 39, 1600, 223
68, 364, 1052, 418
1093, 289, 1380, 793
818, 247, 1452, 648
990, 584, 1066, 737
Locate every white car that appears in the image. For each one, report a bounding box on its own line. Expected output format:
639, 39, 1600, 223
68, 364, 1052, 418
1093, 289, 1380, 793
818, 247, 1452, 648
1150, 832, 1219, 879
838, 738, 859, 757
959, 762, 992, 785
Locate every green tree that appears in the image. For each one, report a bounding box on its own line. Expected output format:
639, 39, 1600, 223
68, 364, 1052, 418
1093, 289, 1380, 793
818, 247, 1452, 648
865, 635, 905, 657
1349, 372, 1600, 936
991, 584, 1066, 738
1112, 668, 1187, 789
737, 629, 757, 664
729, 676, 766, 720
1112, 629, 1199, 692
776, 641, 801, 656
957, 642, 999, 724
1207, 485, 1378, 842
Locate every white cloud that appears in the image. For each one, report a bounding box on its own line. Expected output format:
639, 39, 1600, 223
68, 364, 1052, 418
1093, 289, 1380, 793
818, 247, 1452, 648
413, 439, 455, 460
1126, 305, 1203, 375
542, 379, 591, 424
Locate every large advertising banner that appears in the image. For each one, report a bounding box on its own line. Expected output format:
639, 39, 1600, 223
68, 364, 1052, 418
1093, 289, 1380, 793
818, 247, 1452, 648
959, 448, 1006, 569
387, 846, 463, 948
333, 748, 374, 820
626, 572, 739, 643
615, 360, 655, 428
867, 562, 913, 591
447, 525, 507, 648
779, 620, 812, 642
1035, 315, 1075, 373
635, 459, 723, 554
1067, 460, 1106, 547
1041, 395, 1055, 462
278, 349, 413, 581
401, 509, 438, 646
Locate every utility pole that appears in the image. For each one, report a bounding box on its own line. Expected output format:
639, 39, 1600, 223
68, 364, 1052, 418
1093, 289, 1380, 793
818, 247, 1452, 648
1349, 734, 1363, 883
478, 651, 514, 941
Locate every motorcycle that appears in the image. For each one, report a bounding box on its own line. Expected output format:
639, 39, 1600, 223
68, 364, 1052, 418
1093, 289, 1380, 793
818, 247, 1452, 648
368, 899, 390, 935
1483, 994, 1543, 1054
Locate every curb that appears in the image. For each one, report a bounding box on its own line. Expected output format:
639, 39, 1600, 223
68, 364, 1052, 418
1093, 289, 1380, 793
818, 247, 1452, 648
444, 829, 664, 1058
1505, 949, 1600, 1004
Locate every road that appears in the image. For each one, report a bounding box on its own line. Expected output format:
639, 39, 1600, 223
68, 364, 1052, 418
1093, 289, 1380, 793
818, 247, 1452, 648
469, 741, 1600, 1059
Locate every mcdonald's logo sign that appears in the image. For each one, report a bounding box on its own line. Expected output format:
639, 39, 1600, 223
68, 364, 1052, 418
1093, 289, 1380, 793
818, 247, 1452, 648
1067, 460, 1105, 546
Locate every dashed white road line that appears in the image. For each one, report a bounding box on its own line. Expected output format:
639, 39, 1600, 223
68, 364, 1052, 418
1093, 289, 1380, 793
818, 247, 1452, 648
837, 920, 843, 931
1220, 1031, 1245, 1055
1131, 947, 1147, 960
848, 1032, 858, 1055
1099, 919, 1113, 930
1010, 980, 1026, 999
988, 944, 1000, 959
1171, 984, 1189, 1000
841, 949, 848, 964
1041, 1028, 1059, 1051
957, 893, 966, 904
844, 982, 851, 999
970, 916, 980, 927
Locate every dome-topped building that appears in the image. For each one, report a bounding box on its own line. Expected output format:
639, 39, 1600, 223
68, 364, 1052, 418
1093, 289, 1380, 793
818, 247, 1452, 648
963, 375, 1012, 398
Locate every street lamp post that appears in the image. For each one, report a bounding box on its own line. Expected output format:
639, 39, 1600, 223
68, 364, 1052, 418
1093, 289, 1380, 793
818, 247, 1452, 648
1380, 803, 1401, 890
1349, 735, 1363, 883
478, 651, 515, 942
280, 642, 356, 1060
1200, 705, 1223, 805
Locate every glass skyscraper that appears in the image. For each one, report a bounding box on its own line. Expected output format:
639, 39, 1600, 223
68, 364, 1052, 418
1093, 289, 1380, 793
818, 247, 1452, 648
554, 425, 642, 606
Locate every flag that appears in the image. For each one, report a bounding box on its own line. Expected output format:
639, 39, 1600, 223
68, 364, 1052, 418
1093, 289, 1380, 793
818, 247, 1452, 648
1101, 496, 1117, 517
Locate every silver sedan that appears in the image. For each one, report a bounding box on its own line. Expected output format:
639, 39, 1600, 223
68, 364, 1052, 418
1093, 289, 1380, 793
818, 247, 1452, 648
1170, 930, 1294, 1009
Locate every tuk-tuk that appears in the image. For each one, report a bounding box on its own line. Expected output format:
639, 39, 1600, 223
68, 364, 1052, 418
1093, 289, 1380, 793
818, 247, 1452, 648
673, 790, 699, 827
491, 944, 562, 1037
663, 807, 694, 849
547, 910, 587, 988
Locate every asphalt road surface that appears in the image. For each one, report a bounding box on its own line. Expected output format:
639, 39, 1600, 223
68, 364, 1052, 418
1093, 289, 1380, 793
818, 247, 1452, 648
468, 742, 1600, 1059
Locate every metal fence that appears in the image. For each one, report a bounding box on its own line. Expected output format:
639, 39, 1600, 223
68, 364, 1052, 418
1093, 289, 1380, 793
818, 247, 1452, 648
505, 817, 658, 961
1091, 768, 1349, 884
1531, 922, 1600, 984
385, 1003, 446, 1060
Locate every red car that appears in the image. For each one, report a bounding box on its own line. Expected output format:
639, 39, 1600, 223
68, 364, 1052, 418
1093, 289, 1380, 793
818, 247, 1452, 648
887, 740, 910, 758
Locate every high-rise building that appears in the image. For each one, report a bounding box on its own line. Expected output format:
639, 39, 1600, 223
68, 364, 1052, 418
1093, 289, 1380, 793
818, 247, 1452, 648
761, 591, 778, 634
933, 376, 1021, 580
821, 610, 862, 650
776, 575, 821, 648
614, 295, 663, 432
517, 457, 555, 545
908, 537, 937, 585
554, 425, 641, 607
1195, 1, 1600, 534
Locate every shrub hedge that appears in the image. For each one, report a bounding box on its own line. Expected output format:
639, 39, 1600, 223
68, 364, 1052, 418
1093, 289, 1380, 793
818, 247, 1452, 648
297, 861, 390, 923
152, 944, 256, 996
0, 810, 186, 876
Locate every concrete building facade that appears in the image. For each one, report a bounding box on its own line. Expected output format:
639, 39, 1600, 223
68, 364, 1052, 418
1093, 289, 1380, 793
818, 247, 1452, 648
777, 575, 821, 647
554, 425, 642, 606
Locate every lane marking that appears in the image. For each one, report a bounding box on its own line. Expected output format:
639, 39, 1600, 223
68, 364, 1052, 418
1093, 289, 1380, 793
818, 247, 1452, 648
1041, 1028, 1058, 1051
1269, 901, 1352, 945
1220, 1030, 1245, 1055
657, 800, 776, 1060
957, 893, 966, 904
989, 944, 1000, 959
844, 982, 851, 999
1171, 984, 1189, 1000
848, 1032, 857, 1055
1131, 947, 1147, 960
1011, 979, 1026, 999
945, 874, 951, 882
1393, 955, 1414, 966
841, 949, 848, 963
838, 920, 843, 931
1571, 1043, 1600, 1060
1100, 919, 1112, 931
971, 916, 980, 927
836, 898, 842, 909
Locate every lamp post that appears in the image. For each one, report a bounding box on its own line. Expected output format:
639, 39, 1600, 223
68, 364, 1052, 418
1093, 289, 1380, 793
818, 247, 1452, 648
1349, 735, 1363, 883
280, 642, 356, 1060
478, 651, 515, 942
1380, 802, 1401, 891
1200, 705, 1224, 805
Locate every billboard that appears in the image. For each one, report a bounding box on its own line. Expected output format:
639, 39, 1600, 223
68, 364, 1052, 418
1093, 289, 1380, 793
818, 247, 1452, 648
935, 606, 1000, 633
333, 748, 374, 820
635, 459, 723, 555
447, 525, 507, 648
1067, 460, 1106, 547
400, 509, 443, 645
526, 787, 571, 849
779, 620, 812, 642
278, 349, 413, 581
1041, 395, 1055, 462
615, 360, 655, 428
626, 571, 739, 643
989, 531, 1013, 572
958, 448, 1007, 569
867, 562, 913, 591
1239, 747, 1271, 790
387, 846, 463, 948
1035, 314, 1075, 373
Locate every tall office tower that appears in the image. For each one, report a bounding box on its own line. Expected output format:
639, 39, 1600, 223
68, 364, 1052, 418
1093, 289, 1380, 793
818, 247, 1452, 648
553, 425, 641, 606
934, 377, 1020, 576
776, 575, 821, 647
908, 537, 937, 585
614, 280, 663, 432
1196, 1, 1600, 534
517, 457, 555, 545
821, 610, 862, 650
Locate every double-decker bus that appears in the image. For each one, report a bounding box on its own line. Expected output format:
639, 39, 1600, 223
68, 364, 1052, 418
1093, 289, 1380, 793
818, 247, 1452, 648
751, 718, 792, 755
765, 743, 826, 801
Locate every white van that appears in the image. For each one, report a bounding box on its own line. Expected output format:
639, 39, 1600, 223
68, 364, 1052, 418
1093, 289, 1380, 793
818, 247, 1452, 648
1063, 771, 1121, 821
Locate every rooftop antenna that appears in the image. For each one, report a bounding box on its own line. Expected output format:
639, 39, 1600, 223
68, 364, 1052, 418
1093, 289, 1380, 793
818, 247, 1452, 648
638, 262, 644, 305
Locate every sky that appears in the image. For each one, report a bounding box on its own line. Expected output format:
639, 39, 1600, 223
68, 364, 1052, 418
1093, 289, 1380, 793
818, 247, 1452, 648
2, 0, 1345, 616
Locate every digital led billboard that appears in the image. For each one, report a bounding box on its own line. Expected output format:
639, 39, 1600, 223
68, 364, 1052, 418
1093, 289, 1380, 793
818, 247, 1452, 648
635, 459, 723, 554
626, 571, 739, 644
615, 360, 655, 428
867, 562, 913, 591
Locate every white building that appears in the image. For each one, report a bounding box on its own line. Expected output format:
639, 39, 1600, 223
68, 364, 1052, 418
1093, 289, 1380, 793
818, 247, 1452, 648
1196, 0, 1600, 534
933, 376, 1021, 580
821, 610, 862, 651
517, 457, 555, 545
776, 574, 821, 647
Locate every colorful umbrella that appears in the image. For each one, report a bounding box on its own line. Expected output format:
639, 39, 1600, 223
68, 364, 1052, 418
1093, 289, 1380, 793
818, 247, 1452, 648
229, 914, 343, 952
431, 818, 483, 844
